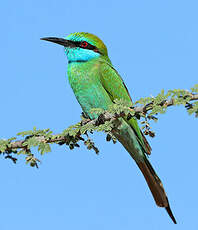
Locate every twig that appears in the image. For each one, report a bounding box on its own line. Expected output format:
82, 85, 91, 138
2, 93, 198, 152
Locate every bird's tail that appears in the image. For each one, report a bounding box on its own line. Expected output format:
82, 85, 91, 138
136, 157, 177, 224
112, 119, 176, 223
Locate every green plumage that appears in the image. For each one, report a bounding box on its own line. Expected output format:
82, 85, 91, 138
41, 32, 176, 224
68, 57, 147, 154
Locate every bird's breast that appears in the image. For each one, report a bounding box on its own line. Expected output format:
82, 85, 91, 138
67, 61, 112, 118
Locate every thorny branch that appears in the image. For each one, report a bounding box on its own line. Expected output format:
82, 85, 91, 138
134, 93, 198, 114
2, 92, 198, 153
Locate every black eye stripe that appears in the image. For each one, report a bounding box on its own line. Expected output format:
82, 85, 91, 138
86, 43, 95, 50
77, 41, 95, 49
70, 41, 101, 54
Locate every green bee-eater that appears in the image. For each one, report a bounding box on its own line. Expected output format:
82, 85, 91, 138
41, 32, 176, 224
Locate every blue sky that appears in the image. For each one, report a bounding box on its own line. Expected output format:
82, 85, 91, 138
0, 0, 198, 229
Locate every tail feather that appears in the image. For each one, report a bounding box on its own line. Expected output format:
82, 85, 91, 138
137, 158, 177, 224
112, 120, 176, 223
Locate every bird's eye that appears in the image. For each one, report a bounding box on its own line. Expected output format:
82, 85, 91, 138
81, 41, 88, 48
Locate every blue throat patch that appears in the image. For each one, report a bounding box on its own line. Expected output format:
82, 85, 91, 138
64, 47, 100, 63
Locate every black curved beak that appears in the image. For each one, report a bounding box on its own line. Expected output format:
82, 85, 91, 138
40, 37, 75, 47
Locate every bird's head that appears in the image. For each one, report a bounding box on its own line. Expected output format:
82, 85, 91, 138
41, 32, 110, 63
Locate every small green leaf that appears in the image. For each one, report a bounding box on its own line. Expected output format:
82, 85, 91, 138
38, 142, 51, 155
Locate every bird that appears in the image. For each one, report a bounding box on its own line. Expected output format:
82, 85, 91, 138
41, 32, 176, 224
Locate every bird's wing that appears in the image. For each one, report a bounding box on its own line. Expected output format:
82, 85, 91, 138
99, 60, 151, 155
